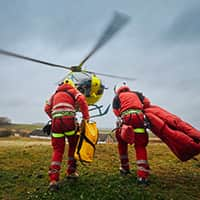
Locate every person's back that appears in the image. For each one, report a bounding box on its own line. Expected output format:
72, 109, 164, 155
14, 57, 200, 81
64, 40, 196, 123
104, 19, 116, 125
112, 83, 150, 185
44, 80, 89, 191
116, 91, 143, 113
45, 82, 89, 120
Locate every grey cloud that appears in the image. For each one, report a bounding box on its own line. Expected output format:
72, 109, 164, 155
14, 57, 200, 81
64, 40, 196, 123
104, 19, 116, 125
164, 4, 200, 43
0, 0, 129, 51
0, 0, 200, 128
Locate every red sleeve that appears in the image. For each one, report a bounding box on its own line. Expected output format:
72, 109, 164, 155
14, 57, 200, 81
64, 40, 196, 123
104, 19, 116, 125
113, 109, 120, 117
75, 92, 90, 120
44, 96, 53, 119
143, 96, 151, 109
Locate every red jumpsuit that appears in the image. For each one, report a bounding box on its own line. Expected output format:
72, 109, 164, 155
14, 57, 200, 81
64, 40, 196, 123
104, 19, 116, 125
44, 83, 89, 182
112, 86, 150, 180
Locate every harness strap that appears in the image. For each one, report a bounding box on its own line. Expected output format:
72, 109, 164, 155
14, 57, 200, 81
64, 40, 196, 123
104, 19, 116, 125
134, 128, 145, 134
52, 111, 75, 118
121, 109, 142, 117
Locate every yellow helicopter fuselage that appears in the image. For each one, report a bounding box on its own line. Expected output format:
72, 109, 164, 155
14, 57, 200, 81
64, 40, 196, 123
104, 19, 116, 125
65, 71, 104, 105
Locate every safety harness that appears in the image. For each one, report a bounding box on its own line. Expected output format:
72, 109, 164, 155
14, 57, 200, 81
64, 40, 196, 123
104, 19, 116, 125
50, 90, 77, 137
114, 91, 150, 134
120, 109, 145, 133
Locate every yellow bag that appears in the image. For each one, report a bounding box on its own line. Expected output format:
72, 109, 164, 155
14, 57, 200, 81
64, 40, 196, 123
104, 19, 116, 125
74, 121, 99, 163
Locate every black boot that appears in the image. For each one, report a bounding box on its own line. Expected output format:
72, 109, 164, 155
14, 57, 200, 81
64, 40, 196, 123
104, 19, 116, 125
137, 177, 149, 186
119, 167, 131, 176
48, 181, 59, 192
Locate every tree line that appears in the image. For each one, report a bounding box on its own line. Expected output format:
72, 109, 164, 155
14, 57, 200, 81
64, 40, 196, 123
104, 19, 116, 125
0, 117, 11, 125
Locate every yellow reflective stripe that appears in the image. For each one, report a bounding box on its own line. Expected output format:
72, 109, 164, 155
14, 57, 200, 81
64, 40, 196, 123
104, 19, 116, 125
52, 133, 65, 138
134, 128, 145, 133
52, 111, 75, 118
121, 109, 142, 117
64, 130, 76, 136
52, 113, 63, 118
52, 130, 76, 137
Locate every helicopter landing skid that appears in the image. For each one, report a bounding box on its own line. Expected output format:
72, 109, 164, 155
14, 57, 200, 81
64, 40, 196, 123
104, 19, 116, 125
89, 104, 110, 118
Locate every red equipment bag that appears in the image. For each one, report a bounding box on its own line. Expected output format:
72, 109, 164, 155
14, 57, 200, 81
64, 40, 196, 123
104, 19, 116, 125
145, 106, 200, 161
121, 124, 135, 145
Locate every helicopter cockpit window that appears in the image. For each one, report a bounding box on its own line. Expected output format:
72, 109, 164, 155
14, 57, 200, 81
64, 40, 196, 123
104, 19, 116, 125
97, 84, 104, 95
70, 72, 91, 85
77, 79, 91, 97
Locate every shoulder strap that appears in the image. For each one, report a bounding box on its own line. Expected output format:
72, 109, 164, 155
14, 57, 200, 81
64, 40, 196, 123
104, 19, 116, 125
64, 90, 76, 102
132, 91, 144, 104
112, 95, 121, 109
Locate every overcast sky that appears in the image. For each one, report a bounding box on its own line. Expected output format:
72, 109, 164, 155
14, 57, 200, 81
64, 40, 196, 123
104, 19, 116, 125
0, 0, 200, 129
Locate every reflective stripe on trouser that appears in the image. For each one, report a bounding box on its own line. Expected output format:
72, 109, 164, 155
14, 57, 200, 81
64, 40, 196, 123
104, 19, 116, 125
52, 130, 76, 138
115, 128, 130, 170
120, 154, 129, 170
49, 131, 78, 181
48, 161, 62, 182
136, 159, 150, 178
134, 132, 149, 179
49, 137, 66, 182
135, 146, 150, 179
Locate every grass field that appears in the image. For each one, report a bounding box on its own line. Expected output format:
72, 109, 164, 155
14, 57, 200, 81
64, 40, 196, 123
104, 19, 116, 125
0, 137, 200, 200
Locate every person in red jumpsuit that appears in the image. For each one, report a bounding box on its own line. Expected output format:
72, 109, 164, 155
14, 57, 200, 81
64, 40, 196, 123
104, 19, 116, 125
44, 79, 89, 190
112, 83, 151, 185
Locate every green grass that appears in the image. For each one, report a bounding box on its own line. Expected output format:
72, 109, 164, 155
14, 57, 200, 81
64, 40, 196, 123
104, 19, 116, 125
0, 137, 200, 200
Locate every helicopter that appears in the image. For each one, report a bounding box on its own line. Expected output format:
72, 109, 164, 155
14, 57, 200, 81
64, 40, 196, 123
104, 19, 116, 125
0, 11, 136, 118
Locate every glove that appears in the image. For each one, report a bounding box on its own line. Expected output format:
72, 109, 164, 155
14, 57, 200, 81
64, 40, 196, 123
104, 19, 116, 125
80, 119, 89, 132
42, 120, 52, 135
116, 118, 122, 128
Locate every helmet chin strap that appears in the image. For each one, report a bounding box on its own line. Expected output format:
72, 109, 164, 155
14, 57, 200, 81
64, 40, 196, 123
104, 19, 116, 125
114, 85, 117, 94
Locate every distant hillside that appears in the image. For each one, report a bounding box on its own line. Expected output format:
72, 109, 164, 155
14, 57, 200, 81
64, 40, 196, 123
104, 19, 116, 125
0, 123, 115, 142
0, 123, 43, 137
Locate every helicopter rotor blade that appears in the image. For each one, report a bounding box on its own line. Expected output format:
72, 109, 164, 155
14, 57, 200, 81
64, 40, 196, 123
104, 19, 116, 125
0, 49, 71, 70
0, 11, 134, 82
0, 48, 136, 81
85, 70, 136, 81
78, 11, 131, 68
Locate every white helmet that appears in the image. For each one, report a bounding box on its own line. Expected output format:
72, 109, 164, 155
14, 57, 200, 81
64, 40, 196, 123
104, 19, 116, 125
114, 82, 130, 94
